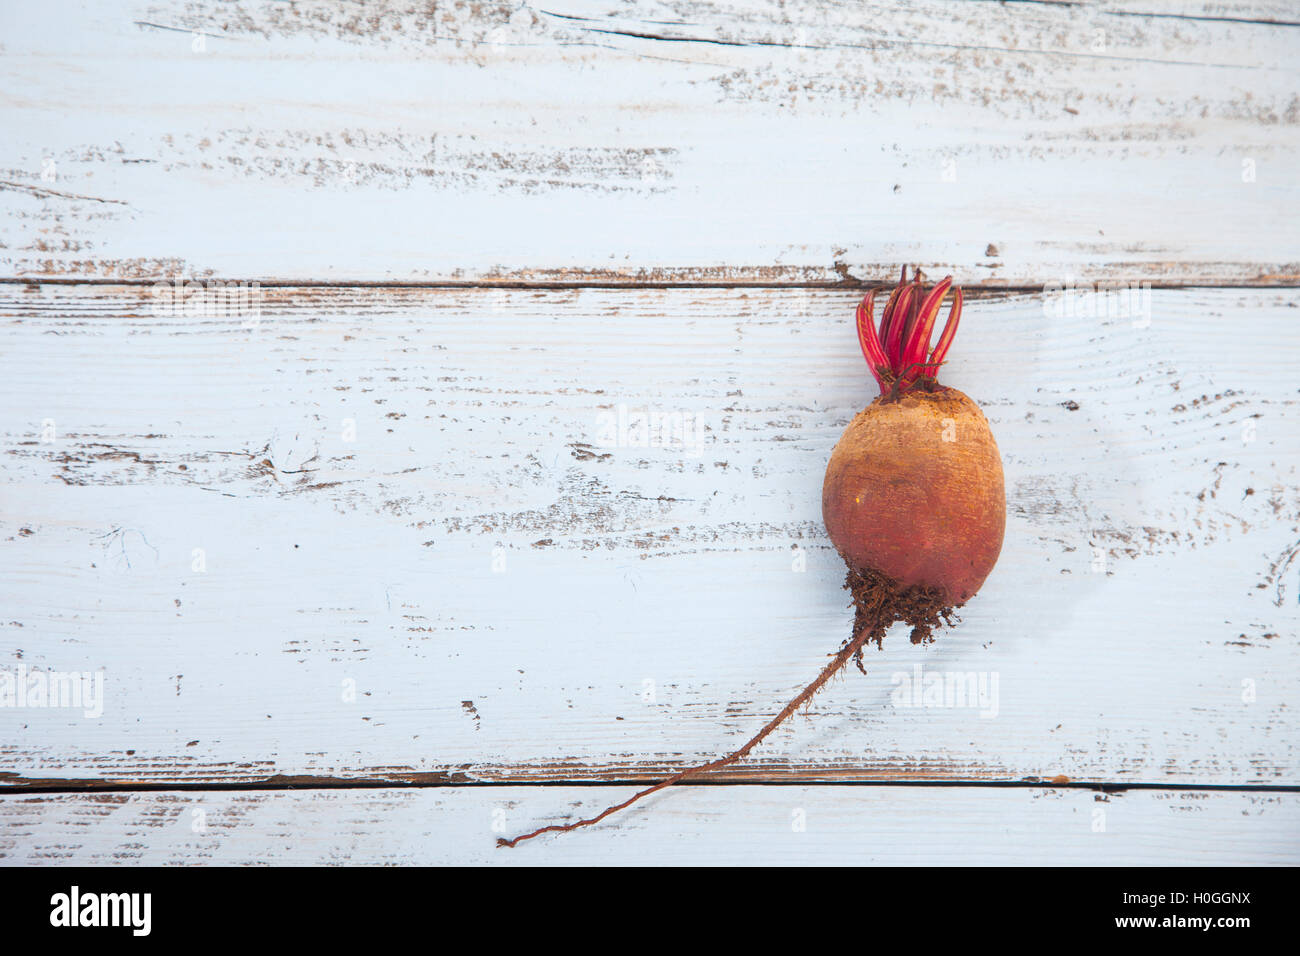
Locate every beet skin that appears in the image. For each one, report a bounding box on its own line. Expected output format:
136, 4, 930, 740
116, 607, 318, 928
822, 386, 1005, 606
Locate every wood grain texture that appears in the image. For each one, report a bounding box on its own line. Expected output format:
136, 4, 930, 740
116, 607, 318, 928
2, 284, 1296, 788
2, 786, 1296, 865
3, 1, 1298, 864
1, 0, 1297, 283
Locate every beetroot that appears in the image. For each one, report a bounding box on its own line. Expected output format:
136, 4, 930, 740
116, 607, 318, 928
823, 268, 1005, 646
500, 268, 1006, 847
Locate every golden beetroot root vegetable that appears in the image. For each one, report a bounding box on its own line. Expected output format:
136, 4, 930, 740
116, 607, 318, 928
824, 266, 1005, 654
499, 268, 1005, 848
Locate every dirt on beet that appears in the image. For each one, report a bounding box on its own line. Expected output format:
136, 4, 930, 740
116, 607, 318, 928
845, 565, 958, 663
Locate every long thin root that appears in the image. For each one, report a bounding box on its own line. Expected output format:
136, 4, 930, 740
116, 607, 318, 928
497, 623, 879, 848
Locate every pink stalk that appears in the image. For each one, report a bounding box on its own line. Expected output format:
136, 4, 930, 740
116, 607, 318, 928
925, 288, 963, 375
901, 277, 954, 380
855, 291, 888, 388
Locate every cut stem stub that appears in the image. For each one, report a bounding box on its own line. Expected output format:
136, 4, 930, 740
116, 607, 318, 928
858, 266, 963, 394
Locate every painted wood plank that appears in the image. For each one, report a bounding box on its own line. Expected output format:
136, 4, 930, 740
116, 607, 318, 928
1, 284, 1296, 787
2, 785, 1296, 865
1, 1, 1297, 283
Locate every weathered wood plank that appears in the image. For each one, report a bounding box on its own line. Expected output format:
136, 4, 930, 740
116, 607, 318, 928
1, 285, 1296, 787
2, 785, 1296, 865
1, 1, 1297, 282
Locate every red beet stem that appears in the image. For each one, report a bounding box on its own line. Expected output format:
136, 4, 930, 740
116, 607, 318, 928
880, 266, 911, 362
863, 271, 965, 394
877, 267, 905, 352
904, 278, 951, 362
926, 287, 963, 374
899, 273, 924, 360
855, 291, 888, 387
886, 284, 915, 370
902, 277, 954, 383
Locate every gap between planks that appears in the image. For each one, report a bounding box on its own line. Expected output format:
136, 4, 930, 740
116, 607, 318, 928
4, 778, 1300, 796
3, 275, 1300, 292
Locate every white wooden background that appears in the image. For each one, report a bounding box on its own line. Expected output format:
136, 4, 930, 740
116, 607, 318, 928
1, 0, 1297, 865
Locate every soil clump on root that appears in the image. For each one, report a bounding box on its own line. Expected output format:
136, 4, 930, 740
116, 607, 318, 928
845, 567, 957, 671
